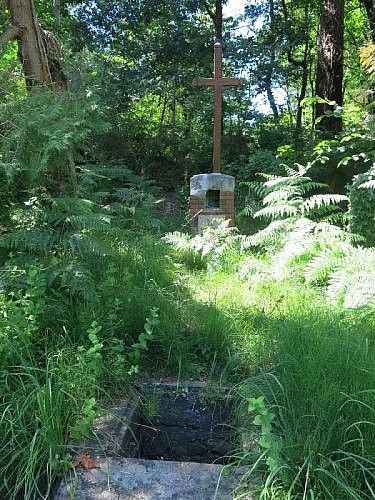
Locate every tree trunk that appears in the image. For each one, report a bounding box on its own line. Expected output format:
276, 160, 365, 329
53, 0, 61, 29
315, 0, 345, 133
7, 0, 52, 89
266, 0, 279, 123
202, 0, 223, 42
1, 0, 75, 195
2, 0, 67, 90
362, 0, 375, 42
361, 1, 375, 112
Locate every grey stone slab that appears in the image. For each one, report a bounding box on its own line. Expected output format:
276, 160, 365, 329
190, 174, 235, 196
54, 457, 253, 500
198, 214, 226, 233
70, 396, 139, 458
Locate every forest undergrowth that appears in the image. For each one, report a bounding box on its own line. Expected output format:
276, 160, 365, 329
164, 163, 375, 499
0, 92, 374, 499
1, 163, 374, 499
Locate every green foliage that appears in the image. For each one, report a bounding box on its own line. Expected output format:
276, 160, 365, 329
234, 281, 375, 499
247, 396, 281, 473
0, 281, 103, 499
70, 397, 98, 441
164, 221, 251, 272
0, 90, 106, 200
128, 307, 160, 375
246, 163, 347, 223
348, 167, 375, 246
1, 2, 375, 499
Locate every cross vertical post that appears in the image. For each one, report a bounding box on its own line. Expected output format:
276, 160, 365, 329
193, 42, 244, 173
213, 42, 222, 173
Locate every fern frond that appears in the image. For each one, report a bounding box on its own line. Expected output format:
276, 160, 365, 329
256, 172, 282, 181
359, 180, 375, 189
103, 205, 137, 225
87, 191, 111, 203
271, 218, 316, 276
62, 262, 97, 302
163, 231, 192, 251
284, 165, 299, 177
114, 187, 138, 202
326, 247, 375, 307
296, 181, 328, 195
84, 165, 133, 179
0, 228, 56, 254
262, 189, 291, 205
301, 194, 348, 215
264, 175, 311, 188
254, 203, 299, 219
326, 269, 347, 301
67, 234, 114, 257
343, 272, 375, 308
49, 197, 95, 217
248, 219, 291, 247
304, 246, 346, 284
67, 215, 111, 232
314, 221, 346, 238
238, 202, 260, 218
243, 181, 268, 198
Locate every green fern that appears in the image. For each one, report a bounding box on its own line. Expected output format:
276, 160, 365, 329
0, 194, 130, 302
301, 194, 348, 215
0, 228, 56, 255
254, 202, 300, 219
244, 162, 348, 228
62, 262, 97, 302
304, 244, 348, 284
326, 248, 375, 308
247, 219, 291, 248
164, 222, 252, 271
359, 179, 375, 189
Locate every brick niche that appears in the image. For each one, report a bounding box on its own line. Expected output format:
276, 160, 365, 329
190, 173, 235, 234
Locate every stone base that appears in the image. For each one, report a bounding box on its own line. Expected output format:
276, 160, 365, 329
53, 382, 258, 500
54, 457, 253, 500
190, 173, 235, 234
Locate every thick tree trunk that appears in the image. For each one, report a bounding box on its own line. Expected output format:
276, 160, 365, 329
2, 0, 67, 90
7, 0, 52, 88
315, 0, 345, 133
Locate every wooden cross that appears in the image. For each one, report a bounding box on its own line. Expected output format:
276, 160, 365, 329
193, 42, 244, 173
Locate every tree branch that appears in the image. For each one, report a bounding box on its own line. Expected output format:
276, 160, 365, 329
280, 0, 306, 69
0, 25, 23, 47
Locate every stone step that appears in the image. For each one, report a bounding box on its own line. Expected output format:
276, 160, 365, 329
54, 457, 253, 500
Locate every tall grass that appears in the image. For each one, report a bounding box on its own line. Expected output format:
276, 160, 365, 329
0, 346, 80, 499
170, 229, 375, 498
234, 280, 375, 499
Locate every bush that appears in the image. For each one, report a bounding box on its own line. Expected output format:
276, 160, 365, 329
348, 168, 375, 246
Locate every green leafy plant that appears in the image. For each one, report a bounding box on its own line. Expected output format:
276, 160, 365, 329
164, 220, 251, 272
70, 397, 98, 441
128, 307, 160, 375
247, 396, 281, 473
348, 166, 375, 246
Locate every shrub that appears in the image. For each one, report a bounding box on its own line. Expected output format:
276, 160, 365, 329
348, 167, 375, 246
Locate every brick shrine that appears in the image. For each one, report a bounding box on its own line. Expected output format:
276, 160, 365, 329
190, 173, 235, 234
